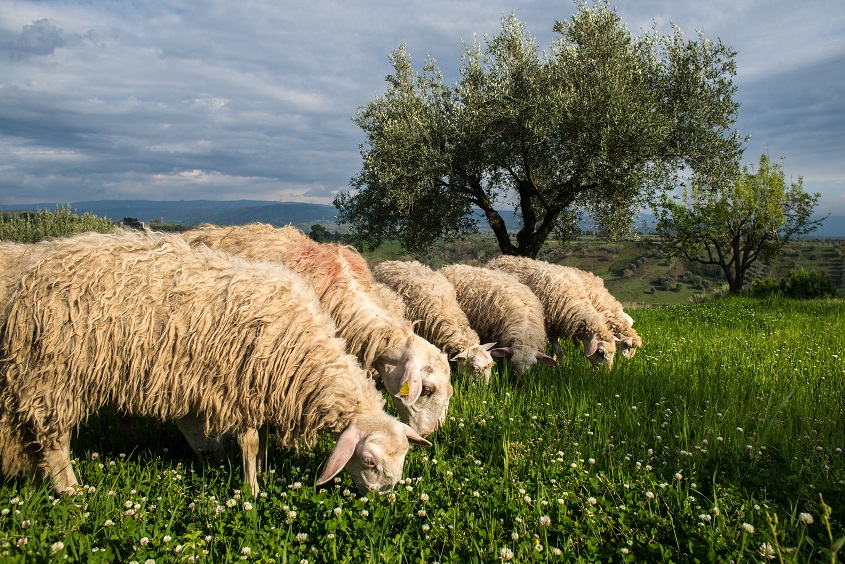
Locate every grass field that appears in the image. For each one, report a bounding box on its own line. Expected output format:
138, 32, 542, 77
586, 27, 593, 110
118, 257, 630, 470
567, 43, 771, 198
0, 297, 842, 562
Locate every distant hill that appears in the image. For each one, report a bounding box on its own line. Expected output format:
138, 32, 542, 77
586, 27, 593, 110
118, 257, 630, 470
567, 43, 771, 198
0, 200, 340, 229
1, 200, 842, 238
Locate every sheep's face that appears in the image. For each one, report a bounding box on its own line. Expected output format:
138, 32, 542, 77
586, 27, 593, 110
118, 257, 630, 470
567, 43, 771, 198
618, 338, 638, 359
586, 339, 616, 369
319, 412, 431, 495
380, 336, 452, 437
451, 343, 496, 384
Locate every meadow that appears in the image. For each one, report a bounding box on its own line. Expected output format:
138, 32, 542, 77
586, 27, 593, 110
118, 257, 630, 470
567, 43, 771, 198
0, 296, 842, 562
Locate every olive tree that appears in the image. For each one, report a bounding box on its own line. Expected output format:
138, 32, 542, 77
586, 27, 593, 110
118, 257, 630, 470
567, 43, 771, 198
654, 153, 823, 293
335, 1, 743, 256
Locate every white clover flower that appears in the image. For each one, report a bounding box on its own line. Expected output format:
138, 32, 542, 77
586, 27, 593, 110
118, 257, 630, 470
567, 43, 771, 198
511, 532, 519, 540
51, 541, 64, 553
241, 546, 251, 555
799, 512, 814, 525
205, 536, 213, 543
333, 507, 342, 516
539, 515, 551, 527
361, 510, 369, 517
104, 519, 115, 527
419, 493, 429, 502
620, 547, 630, 555
742, 522, 755, 534
140, 537, 150, 546
296, 533, 308, 542
174, 545, 183, 554
163, 535, 172, 543
646, 491, 655, 500
552, 547, 562, 556
523, 495, 532, 504
243, 502, 253, 511
145, 560, 156, 564
759, 542, 776, 559
587, 497, 597, 506
499, 547, 514, 561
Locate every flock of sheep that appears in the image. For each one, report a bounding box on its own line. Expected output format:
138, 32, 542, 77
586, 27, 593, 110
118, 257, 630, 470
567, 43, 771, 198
0, 223, 640, 497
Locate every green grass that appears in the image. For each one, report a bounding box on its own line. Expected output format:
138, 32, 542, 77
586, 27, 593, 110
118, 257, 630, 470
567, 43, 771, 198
1, 297, 843, 562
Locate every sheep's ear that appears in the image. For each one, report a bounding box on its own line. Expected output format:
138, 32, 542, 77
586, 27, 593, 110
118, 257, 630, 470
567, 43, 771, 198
397, 359, 422, 406
584, 336, 599, 357
489, 347, 513, 358
622, 312, 634, 326
480, 342, 497, 351
403, 423, 432, 446
450, 350, 469, 361
317, 426, 361, 485
614, 334, 624, 342
536, 351, 557, 366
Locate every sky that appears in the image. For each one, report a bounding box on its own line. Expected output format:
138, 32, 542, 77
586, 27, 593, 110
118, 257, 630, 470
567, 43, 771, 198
1, 0, 844, 215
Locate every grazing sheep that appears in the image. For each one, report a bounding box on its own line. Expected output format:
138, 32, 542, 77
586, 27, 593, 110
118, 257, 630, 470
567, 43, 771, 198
0, 229, 429, 495
439, 264, 555, 378
373, 260, 496, 383
565, 267, 642, 358
181, 223, 452, 437
487, 255, 617, 369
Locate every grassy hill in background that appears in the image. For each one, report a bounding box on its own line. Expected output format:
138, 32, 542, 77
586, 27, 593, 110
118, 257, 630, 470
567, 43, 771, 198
364, 235, 845, 306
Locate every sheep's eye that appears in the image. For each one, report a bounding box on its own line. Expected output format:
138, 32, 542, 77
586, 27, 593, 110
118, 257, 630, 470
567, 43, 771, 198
421, 385, 435, 397
362, 455, 376, 467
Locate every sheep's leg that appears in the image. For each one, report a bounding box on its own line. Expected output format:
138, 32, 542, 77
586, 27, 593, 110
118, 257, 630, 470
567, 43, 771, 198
42, 431, 78, 494
257, 423, 268, 475
176, 413, 227, 464
551, 335, 566, 364
237, 427, 261, 497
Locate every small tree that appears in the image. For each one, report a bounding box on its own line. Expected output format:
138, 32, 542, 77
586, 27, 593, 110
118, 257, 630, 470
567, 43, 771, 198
336, 1, 742, 257
654, 153, 823, 293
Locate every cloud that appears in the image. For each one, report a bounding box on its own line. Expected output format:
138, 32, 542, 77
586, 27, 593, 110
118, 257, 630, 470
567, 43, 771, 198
0, 0, 843, 215
6, 18, 66, 61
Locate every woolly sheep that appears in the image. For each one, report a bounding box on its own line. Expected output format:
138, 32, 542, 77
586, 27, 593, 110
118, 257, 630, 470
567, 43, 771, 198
181, 223, 452, 437
373, 260, 496, 383
487, 255, 617, 369
565, 267, 642, 358
439, 264, 555, 378
0, 230, 429, 496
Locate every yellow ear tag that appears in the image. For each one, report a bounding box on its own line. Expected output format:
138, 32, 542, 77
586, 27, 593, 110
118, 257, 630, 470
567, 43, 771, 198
399, 381, 411, 397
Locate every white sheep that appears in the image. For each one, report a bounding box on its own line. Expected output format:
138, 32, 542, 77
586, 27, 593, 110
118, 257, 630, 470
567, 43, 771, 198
0, 229, 429, 496
487, 255, 617, 369
373, 260, 496, 383
565, 266, 642, 358
181, 223, 452, 437
439, 264, 555, 378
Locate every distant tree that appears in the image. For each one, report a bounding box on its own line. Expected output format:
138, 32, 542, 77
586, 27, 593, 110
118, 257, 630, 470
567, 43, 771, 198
121, 217, 144, 229
654, 153, 823, 293
335, 1, 742, 257
308, 224, 334, 242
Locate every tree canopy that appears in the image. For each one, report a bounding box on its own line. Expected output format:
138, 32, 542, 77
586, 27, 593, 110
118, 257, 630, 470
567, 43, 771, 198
335, 1, 743, 257
653, 153, 823, 293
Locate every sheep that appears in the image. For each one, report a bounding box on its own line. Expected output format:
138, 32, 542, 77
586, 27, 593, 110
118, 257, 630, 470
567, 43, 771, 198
0, 229, 429, 496
565, 267, 642, 358
373, 260, 496, 383
438, 264, 555, 378
181, 223, 452, 437
486, 255, 617, 369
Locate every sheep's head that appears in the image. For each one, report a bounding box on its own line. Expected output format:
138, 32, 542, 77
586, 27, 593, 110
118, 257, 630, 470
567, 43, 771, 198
316, 411, 430, 494
616, 329, 642, 359
450, 343, 497, 384
490, 345, 556, 377
376, 335, 452, 437
583, 334, 616, 369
